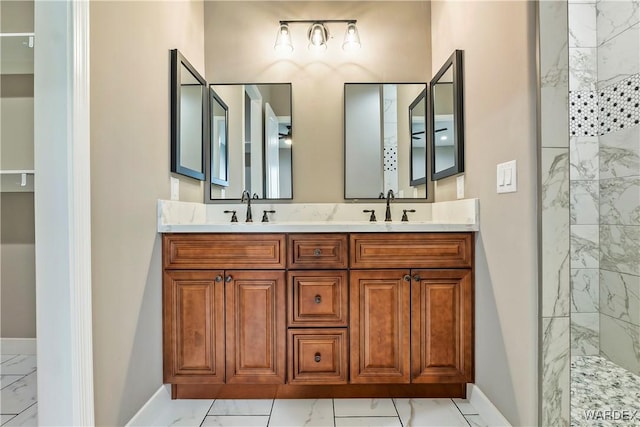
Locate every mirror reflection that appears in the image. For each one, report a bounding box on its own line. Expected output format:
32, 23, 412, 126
170, 49, 206, 180
344, 83, 428, 199
430, 50, 464, 180
210, 88, 228, 186
207, 84, 292, 200
409, 89, 427, 185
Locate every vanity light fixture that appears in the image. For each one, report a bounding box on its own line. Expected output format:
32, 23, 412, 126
274, 20, 360, 52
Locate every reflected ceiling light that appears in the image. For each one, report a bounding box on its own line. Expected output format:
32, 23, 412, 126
274, 23, 293, 52
275, 20, 360, 52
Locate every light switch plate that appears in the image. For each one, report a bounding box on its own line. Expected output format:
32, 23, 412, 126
170, 177, 179, 201
497, 160, 517, 194
456, 175, 465, 199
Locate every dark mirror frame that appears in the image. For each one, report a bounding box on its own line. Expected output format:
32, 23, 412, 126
170, 49, 207, 181
429, 49, 464, 181
209, 87, 229, 187
409, 88, 428, 186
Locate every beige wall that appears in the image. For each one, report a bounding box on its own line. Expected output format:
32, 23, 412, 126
89, 1, 205, 424
204, 1, 431, 202
0, 193, 36, 338
431, 1, 538, 425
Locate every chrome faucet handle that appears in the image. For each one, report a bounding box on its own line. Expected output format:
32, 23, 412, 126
401, 209, 416, 222
252, 193, 259, 199
262, 210, 275, 223
363, 209, 376, 222
223, 210, 238, 223
378, 192, 385, 199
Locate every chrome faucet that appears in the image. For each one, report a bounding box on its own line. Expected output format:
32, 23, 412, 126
385, 189, 395, 221
240, 190, 253, 222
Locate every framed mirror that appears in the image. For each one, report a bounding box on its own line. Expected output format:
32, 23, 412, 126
209, 88, 229, 186
206, 83, 293, 201
170, 49, 207, 181
344, 83, 428, 199
409, 88, 427, 186
430, 49, 464, 181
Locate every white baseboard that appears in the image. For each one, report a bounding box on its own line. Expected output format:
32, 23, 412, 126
0, 338, 37, 355
467, 384, 512, 426
126, 385, 171, 427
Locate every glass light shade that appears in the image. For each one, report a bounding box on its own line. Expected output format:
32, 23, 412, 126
342, 22, 361, 50
307, 23, 328, 51
274, 23, 293, 52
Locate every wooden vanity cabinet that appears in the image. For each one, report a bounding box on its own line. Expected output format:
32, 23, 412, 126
349, 233, 474, 385
162, 231, 474, 398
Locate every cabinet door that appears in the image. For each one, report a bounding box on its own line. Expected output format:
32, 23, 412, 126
163, 270, 225, 384
350, 270, 410, 383
411, 269, 473, 383
225, 270, 286, 384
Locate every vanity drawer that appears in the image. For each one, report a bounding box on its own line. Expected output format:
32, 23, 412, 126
288, 329, 348, 384
163, 233, 285, 269
288, 234, 348, 269
350, 233, 473, 269
288, 271, 348, 327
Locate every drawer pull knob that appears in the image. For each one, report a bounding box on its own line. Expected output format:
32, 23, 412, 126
314, 248, 322, 257
215, 275, 223, 283
403, 275, 411, 282
314, 353, 321, 363
314, 295, 322, 304
225, 275, 232, 283
413, 275, 421, 282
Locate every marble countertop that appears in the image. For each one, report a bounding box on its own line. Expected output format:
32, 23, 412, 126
157, 198, 479, 233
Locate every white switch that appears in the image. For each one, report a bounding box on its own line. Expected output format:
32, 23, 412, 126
456, 175, 465, 199
497, 160, 517, 194
170, 177, 179, 200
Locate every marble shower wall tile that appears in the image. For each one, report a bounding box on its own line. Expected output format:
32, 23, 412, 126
571, 268, 599, 312
569, 48, 598, 91
570, 137, 599, 180
600, 125, 640, 179
598, 23, 640, 88
540, 0, 569, 148
570, 181, 599, 225
600, 269, 640, 326
600, 225, 640, 275
542, 317, 570, 427
597, 0, 640, 46
543, 149, 571, 317
571, 225, 600, 269
600, 176, 640, 225
600, 314, 640, 375
571, 313, 600, 356
569, 3, 597, 48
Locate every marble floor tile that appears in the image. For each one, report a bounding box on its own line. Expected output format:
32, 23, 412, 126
394, 398, 468, 427
0, 375, 24, 390
201, 415, 269, 427
334, 399, 397, 417
2, 404, 37, 427
0, 356, 17, 364
0, 356, 36, 376
146, 399, 213, 427
334, 417, 402, 427
268, 399, 333, 427
452, 398, 478, 415
0, 372, 37, 415
209, 399, 273, 416
465, 414, 489, 427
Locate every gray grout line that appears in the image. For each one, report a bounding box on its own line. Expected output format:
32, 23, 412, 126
266, 398, 275, 426
332, 398, 336, 427
391, 397, 404, 427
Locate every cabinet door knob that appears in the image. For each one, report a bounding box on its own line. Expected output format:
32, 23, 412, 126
314, 353, 321, 363
413, 275, 421, 282
215, 275, 223, 283
313, 248, 322, 257
403, 274, 411, 282
314, 295, 322, 304
225, 275, 232, 283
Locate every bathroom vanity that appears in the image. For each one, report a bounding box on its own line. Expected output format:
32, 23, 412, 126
159, 199, 477, 399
